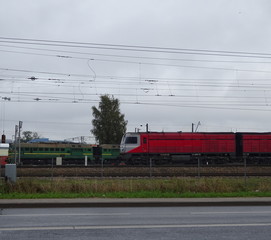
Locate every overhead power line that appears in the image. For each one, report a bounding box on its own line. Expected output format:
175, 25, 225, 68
2, 44, 271, 64
1, 36, 271, 59
1, 96, 271, 112
2, 37, 271, 113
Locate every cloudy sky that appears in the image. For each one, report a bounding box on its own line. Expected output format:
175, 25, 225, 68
1, 0, 271, 142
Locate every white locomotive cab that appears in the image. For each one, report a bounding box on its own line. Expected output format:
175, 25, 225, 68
120, 133, 140, 153
0, 143, 9, 157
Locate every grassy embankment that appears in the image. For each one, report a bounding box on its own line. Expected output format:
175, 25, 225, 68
1, 177, 271, 199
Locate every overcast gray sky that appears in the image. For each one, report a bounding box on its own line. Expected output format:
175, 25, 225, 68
1, 0, 271, 142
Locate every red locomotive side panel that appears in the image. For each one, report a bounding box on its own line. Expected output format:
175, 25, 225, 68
0, 156, 8, 165
130, 132, 236, 155
242, 133, 271, 153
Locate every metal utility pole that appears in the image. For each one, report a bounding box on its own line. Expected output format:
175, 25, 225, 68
18, 121, 23, 165
14, 125, 18, 164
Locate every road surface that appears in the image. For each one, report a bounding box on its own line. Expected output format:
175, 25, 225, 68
1, 206, 271, 239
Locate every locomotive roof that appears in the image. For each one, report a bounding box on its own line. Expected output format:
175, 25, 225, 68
0, 143, 9, 148
126, 131, 271, 134
19, 142, 97, 148
126, 131, 235, 134
28, 138, 76, 144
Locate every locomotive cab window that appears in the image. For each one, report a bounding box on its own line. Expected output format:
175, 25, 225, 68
125, 137, 138, 144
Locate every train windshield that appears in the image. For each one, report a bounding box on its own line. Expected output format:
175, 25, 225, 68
125, 136, 138, 144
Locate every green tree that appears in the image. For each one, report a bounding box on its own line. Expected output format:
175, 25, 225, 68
21, 131, 41, 143
91, 95, 127, 144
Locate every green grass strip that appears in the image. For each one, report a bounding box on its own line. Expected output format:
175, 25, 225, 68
1, 177, 271, 199
1, 191, 271, 199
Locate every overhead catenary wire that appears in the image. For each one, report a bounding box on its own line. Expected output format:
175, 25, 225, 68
2, 36, 271, 59
2, 46, 271, 74
1, 96, 271, 112
2, 44, 271, 64
2, 74, 271, 92
1, 37, 271, 113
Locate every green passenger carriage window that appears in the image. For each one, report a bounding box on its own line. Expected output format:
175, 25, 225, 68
61, 148, 65, 151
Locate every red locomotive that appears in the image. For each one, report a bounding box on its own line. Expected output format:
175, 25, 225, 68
0, 143, 9, 166
120, 132, 271, 165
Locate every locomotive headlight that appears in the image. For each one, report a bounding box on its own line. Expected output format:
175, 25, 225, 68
120, 145, 125, 153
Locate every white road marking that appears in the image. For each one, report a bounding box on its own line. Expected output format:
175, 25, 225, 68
1, 223, 271, 231
1, 213, 130, 217
191, 211, 271, 215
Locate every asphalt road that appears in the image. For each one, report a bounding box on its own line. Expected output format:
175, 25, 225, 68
1, 206, 271, 239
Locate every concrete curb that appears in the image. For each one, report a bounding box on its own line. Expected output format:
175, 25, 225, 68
1, 197, 271, 208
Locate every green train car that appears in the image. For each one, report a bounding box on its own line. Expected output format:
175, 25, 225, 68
9, 142, 120, 165
100, 144, 121, 163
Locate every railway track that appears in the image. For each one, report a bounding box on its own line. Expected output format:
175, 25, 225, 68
1, 165, 271, 178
